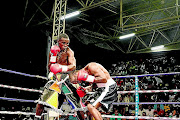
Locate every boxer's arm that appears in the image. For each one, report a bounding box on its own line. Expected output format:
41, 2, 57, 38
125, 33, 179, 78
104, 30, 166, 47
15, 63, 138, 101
48, 45, 61, 69
87, 63, 107, 83
50, 48, 76, 73
48, 48, 76, 73
67, 48, 76, 71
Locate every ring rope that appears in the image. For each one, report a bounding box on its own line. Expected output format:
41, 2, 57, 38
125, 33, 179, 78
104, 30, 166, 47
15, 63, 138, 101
0, 111, 74, 116
1, 83, 179, 94
0, 68, 48, 80
101, 115, 180, 120
111, 72, 180, 78
0, 97, 83, 114
1, 96, 180, 119
0, 111, 36, 116
117, 89, 180, 94
1, 68, 179, 80
1, 96, 180, 105
1, 69, 180, 119
0, 97, 35, 103
0, 97, 61, 112
0, 111, 179, 120
0, 84, 43, 93
112, 102, 180, 105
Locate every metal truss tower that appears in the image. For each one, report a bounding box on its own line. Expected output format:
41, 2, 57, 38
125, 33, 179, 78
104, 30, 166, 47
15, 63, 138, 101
52, 0, 67, 45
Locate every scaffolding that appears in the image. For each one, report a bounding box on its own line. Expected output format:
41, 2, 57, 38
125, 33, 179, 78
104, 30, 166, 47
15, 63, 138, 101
52, 0, 67, 45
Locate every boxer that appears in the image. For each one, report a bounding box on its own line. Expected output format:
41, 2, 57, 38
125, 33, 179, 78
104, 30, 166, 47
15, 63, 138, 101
35, 33, 76, 119
69, 62, 117, 120
49, 33, 76, 75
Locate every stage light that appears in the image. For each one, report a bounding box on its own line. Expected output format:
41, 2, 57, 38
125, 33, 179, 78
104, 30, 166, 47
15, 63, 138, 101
60, 11, 81, 20
151, 45, 164, 51
119, 33, 135, 39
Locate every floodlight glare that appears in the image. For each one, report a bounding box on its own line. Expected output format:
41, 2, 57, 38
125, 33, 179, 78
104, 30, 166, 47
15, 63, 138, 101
119, 33, 135, 39
151, 45, 164, 51
60, 11, 81, 20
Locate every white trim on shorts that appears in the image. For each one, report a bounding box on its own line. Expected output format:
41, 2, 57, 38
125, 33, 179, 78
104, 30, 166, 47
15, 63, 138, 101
92, 79, 116, 107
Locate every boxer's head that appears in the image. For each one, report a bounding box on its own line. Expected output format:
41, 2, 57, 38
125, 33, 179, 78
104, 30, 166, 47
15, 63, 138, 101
57, 33, 70, 51
69, 70, 79, 84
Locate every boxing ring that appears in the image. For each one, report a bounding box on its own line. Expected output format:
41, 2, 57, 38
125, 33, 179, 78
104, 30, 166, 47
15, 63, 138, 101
0, 67, 180, 119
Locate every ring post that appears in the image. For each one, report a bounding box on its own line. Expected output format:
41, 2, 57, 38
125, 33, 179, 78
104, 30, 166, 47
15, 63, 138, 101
135, 76, 139, 120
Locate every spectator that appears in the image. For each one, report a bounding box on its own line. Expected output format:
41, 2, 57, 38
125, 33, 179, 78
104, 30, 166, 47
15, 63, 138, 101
164, 104, 170, 113
145, 105, 154, 119
124, 93, 134, 115
164, 112, 169, 117
110, 109, 122, 120
124, 93, 134, 103
139, 105, 146, 116
172, 100, 180, 118
154, 111, 159, 117
154, 104, 164, 117
129, 105, 135, 116
139, 112, 147, 120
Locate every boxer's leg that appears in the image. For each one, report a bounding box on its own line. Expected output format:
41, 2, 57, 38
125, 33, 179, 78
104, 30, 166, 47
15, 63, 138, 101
87, 103, 103, 120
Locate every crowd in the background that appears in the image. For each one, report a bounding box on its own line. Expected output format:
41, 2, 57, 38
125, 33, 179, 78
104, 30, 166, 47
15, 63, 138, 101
109, 57, 179, 76
107, 56, 180, 120
102, 79, 180, 119
0, 56, 180, 119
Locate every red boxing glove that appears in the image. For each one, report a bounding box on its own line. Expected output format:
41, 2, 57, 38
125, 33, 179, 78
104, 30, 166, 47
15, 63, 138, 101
50, 45, 60, 63
76, 86, 86, 97
50, 63, 68, 74
77, 70, 95, 83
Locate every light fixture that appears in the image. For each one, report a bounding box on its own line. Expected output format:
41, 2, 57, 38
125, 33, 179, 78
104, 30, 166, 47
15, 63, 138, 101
151, 45, 164, 51
119, 33, 135, 39
60, 11, 81, 20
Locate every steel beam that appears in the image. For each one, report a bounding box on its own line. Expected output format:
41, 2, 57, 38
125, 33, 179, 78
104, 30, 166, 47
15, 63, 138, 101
79, 0, 115, 12
52, 0, 67, 45
25, 0, 47, 27
120, 0, 123, 28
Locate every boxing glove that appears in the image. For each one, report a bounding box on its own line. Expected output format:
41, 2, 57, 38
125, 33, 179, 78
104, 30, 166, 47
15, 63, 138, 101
77, 70, 95, 83
50, 63, 68, 74
50, 45, 60, 63
76, 86, 86, 97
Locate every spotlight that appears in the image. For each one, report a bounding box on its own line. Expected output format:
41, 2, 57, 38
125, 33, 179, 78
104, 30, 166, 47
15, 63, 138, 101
60, 11, 81, 20
151, 45, 164, 51
119, 33, 135, 39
